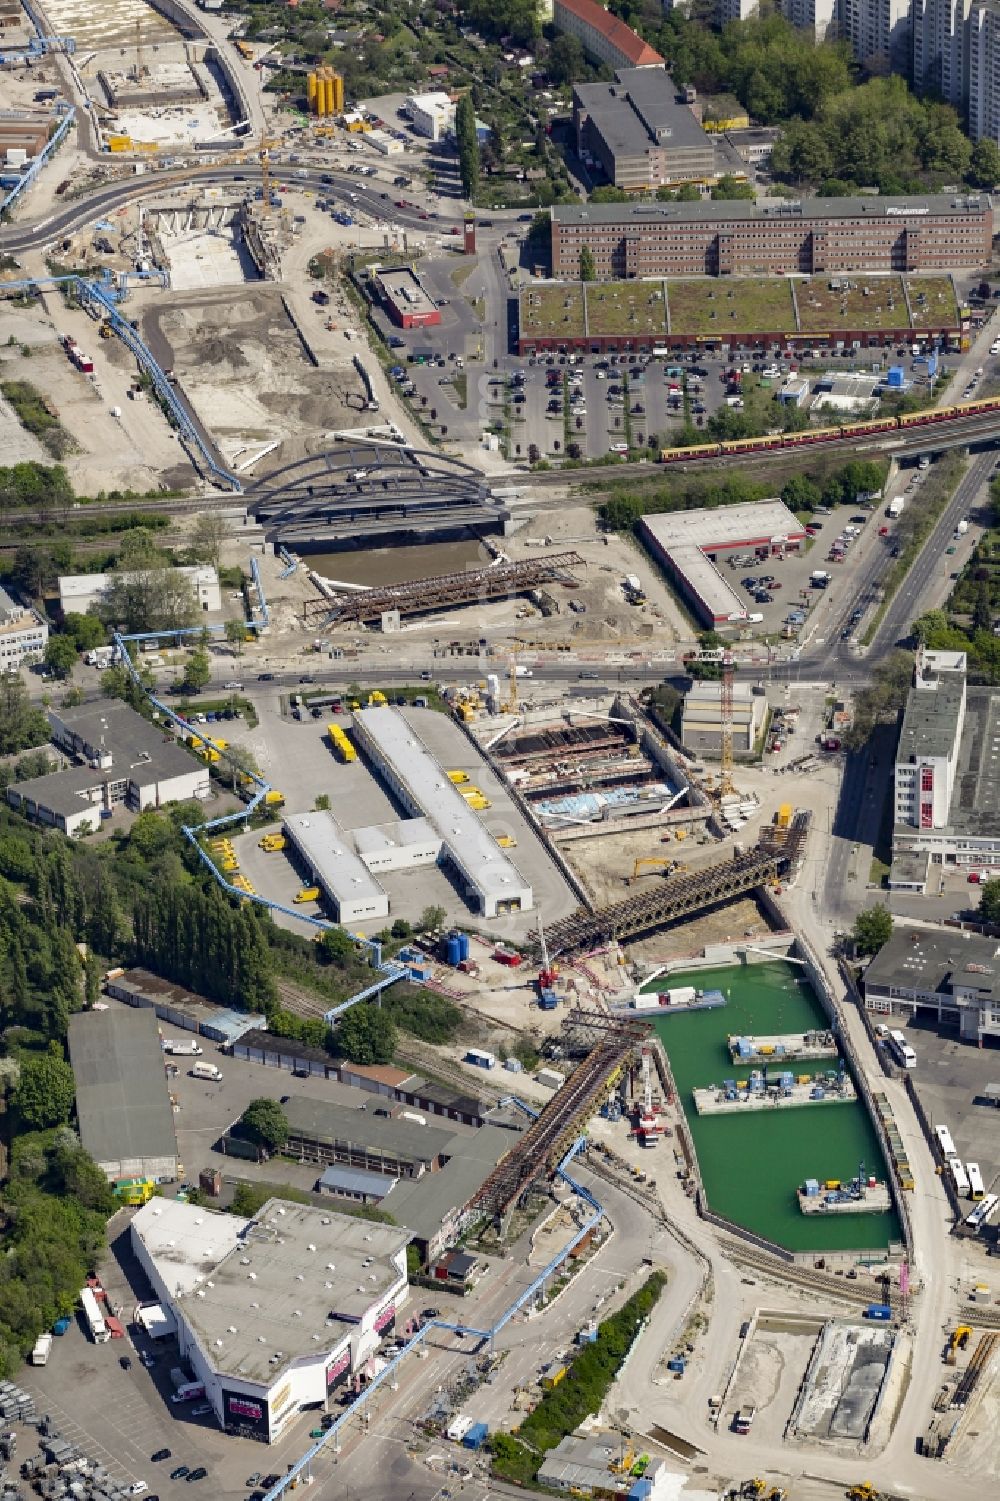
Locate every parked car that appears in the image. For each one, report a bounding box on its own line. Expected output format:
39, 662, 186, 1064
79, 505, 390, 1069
186, 1470, 207, 1484
150, 1451, 170, 1464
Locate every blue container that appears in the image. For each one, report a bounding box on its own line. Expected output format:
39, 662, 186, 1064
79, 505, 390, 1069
666, 1357, 685, 1373
463, 1422, 488, 1450
887, 365, 905, 388
52, 1317, 71, 1335
458, 932, 471, 962
446, 934, 461, 967
540, 990, 558, 1010
864, 1304, 892, 1321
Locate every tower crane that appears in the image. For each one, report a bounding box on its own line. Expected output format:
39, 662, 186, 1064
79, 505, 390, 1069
682, 646, 751, 800
259, 135, 279, 216
537, 912, 557, 993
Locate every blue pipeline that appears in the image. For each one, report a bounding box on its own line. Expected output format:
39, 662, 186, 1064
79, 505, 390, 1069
263, 1136, 603, 1498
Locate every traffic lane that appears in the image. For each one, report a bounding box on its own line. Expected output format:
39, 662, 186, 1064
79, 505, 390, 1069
874, 447, 995, 651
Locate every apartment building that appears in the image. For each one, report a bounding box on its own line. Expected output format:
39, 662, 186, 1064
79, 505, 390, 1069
778, 0, 840, 39
552, 0, 663, 70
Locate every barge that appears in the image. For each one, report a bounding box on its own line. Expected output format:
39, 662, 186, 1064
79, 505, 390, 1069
692, 1065, 855, 1115
728, 1030, 838, 1066
798, 1170, 892, 1215
630, 985, 726, 1015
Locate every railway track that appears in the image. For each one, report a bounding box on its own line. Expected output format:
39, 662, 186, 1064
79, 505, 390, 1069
274, 979, 333, 1021
720, 1235, 909, 1311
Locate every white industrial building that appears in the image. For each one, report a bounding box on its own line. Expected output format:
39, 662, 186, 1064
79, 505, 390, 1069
57, 565, 222, 618
283, 810, 390, 922
7, 700, 209, 836
351, 707, 532, 918
0, 584, 47, 669
406, 91, 456, 140
681, 680, 767, 754
639, 501, 807, 628
131, 1197, 409, 1441
353, 818, 442, 873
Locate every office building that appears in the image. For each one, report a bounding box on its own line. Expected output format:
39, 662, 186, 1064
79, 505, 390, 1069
0, 584, 47, 670
68, 1009, 178, 1183
131, 1197, 410, 1442
893, 649, 967, 832
573, 68, 718, 192
371, 265, 442, 330
350, 706, 532, 918
549, 195, 993, 280
552, 0, 664, 70
863, 927, 1000, 1044
7, 700, 209, 836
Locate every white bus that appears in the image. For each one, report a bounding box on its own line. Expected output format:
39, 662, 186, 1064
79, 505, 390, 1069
967, 1193, 1000, 1231
935, 1125, 956, 1158
889, 1029, 917, 1068
949, 1158, 970, 1196
968, 1162, 986, 1200
80, 1287, 109, 1344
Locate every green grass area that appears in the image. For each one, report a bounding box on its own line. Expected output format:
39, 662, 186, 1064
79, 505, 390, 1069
584, 280, 667, 337
519, 283, 585, 338
796, 276, 910, 333
666, 277, 795, 335
1, 380, 73, 459
905, 275, 959, 326
450, 261, 476, 289
451, 371, 468, 409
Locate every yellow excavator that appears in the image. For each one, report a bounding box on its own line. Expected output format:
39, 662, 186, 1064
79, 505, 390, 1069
847, 1484, 882, 1501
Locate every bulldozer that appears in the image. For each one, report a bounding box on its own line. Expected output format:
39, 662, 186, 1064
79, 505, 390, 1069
847, 1484, 882, 1501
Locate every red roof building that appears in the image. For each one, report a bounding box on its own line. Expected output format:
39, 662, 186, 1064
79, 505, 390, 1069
552, 0, 663, 71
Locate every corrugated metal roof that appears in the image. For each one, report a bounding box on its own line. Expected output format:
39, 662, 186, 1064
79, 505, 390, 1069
318, 1164, 397, 1199
68, 1009, 177, 1170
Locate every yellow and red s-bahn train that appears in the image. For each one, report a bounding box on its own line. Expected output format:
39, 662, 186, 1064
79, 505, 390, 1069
659, 395, 1000, 464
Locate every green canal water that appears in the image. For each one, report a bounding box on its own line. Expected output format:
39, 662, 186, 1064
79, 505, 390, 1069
648, 960, 901, 1253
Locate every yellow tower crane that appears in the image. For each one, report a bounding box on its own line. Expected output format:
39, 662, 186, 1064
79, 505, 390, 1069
259, 135, 279, 216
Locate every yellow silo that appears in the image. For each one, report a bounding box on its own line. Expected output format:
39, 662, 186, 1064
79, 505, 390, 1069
307, 71, 318, 109
324, 75, 336, 116
331, 73, 344, 113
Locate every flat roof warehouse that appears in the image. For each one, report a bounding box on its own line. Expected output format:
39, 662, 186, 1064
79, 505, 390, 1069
640, 500, 807, 626
351, 706, 532, 917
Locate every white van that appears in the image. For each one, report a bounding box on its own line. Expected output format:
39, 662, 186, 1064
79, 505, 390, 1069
190, 1062, 222, 1081
223, 680, 244, 691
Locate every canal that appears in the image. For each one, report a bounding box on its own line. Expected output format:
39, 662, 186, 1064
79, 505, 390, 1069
650, 960, 900, 1253
307, 539, 487, 587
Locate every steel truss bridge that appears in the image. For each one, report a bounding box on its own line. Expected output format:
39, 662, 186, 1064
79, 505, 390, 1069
247, 444, 509, 547
469, 1009, 649, 1219
307, 550, 585, 625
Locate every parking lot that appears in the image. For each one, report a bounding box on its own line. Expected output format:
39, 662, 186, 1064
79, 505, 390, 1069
904, 1019, 1000, 1212
218, 700, 577, 940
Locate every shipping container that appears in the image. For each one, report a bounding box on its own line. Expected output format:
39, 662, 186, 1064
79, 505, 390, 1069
864, 1304, 892, 1321
464, 1049, 495, 1070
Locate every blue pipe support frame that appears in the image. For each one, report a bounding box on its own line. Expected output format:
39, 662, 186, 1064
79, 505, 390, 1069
111, 631, 402, 992
277, 547, 298, 578
249, 555, 270, 629
1, 109, 76, 213
262, 1135, 603, 1500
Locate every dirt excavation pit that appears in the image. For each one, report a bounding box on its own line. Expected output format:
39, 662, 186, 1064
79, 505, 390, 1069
148, 290, 368, 463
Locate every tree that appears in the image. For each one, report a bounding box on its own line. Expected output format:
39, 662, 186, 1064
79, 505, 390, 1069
239, 1098, 289, 1153
970, 137, 1000, 189
390, 918, 411, 938
13, 1051, 75, 1130
62, 612, 106, 652
455, 93, 480, 200
578, 245, 596, 282
315, 793, 331, 811
183, 647, 211, 694
318, 927, 356, 965
419, 905, 447, 932
331, 1004, 397, 1065
0, 673, 50, 756
98, 535, 198, 635
853, 904, 893, 956
43, 635, 78, 680
224, 619, 246, 657
189, 513, 227, 569
980, 879, 1000, 924
547, 33, 585, 85
710, 174, 755, 200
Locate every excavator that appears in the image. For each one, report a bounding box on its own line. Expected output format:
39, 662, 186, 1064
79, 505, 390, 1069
847, 1484, 883, 1501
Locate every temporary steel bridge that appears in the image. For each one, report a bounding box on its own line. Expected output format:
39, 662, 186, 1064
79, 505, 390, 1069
546, 848, 785, 956
469, 1009, 646, 1219
306, 550, 585, 625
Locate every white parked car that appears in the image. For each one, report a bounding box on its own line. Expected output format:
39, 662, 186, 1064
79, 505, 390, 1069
130, 1484, 148, 1496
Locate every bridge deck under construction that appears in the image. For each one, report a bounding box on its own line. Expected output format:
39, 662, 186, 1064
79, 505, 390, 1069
470, 1010, 647, 1218
305, 551, 585, 624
